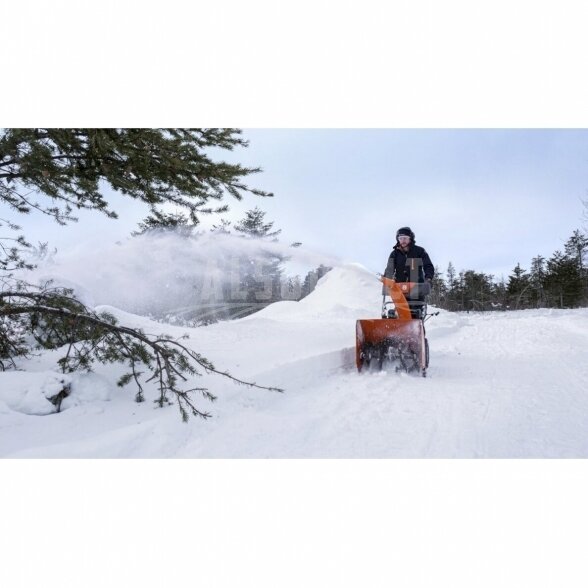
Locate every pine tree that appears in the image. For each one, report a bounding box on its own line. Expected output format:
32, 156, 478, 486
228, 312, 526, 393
281, 275, 302, 301
0, 128, 279, 419
564, 229, 588, 305
507, 263, 531, 309
446, 262, 457, 288
456, 270, 466, 311
545, 250, 584, 308
234, 207, 281, 240
564, 229, 588, 271
316, 264, 331, 281
210, 219, 232, 235
0, 129, 271, 227
429, 266, 446, 307
493, 276, 508, 310
461, 270, 494, 311
444, 262, 458, 310
132, 210, 196, 237
529, 255, 547, 308
301, 270, 317, 298
232, 207, 285, 306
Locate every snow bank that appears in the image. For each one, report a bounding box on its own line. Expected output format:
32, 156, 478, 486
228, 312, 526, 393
0, 372, 71, 415
0, 371, 111, 416
243, 263, 381, 321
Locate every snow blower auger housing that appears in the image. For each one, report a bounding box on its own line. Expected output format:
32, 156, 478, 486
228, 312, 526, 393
356, 277, 430, 377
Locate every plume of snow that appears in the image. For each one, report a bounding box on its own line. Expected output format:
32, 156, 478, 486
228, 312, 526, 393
22, 231, 342, 317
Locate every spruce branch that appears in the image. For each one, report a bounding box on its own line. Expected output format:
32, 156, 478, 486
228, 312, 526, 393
0, 288, 283, 421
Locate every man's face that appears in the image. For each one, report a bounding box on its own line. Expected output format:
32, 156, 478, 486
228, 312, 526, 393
398, 235, 411, 249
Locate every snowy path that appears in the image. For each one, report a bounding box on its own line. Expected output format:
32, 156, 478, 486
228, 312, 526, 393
2, 264, 588, 458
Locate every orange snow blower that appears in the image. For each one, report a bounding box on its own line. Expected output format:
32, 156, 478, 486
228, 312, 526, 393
356, 277, 430, 376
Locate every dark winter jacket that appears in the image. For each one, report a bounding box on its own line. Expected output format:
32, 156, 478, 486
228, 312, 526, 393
383, 243, 434, 289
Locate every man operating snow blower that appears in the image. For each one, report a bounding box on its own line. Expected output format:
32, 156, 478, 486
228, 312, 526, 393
355, 226, 436, 376
383, 226, 434, 318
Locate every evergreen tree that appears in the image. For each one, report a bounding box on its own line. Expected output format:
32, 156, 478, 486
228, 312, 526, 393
301, 270, 317, 298
132, 210, 196, 237
444, 262, 459, 310
456, 270, 466, 311
493, 276, 508, 310
429, 266, 446, 307
529, 255, 547, 308
0, 129, 271, 227
232, 207, 285, 306
544, 250, 584, 308
507, 263, 531, 309
316, 264, 331, 281
461, 270, 494, 311
564, 229, 588, 271
446, 261, 457, 288
0, 128, 278, 419
234, 207, 281, 240
281, 275, 302, 301
210, 219, 232, 235
564, 229, 588, 305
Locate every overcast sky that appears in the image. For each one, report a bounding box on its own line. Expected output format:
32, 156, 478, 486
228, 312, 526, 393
6, 129, 588, 281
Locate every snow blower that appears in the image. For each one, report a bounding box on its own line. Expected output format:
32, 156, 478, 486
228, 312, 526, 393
356, 277, 432, 377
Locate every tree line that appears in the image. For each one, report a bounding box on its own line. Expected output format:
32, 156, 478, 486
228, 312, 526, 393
428, 229, 588, 311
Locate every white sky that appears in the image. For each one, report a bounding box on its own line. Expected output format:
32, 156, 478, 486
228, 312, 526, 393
6, 129, 588, 281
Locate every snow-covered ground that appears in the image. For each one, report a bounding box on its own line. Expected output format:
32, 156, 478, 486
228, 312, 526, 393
2, 263, 588, 458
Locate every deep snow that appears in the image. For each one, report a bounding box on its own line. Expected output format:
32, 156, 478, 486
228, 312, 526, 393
1, 263, 588, 458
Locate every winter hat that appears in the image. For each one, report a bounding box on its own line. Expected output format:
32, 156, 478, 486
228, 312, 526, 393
396, 226, 415, 241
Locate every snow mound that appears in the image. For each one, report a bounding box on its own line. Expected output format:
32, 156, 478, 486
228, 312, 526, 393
0, 372, 72, 415
60, 373, 112, 410
244, 263, 381, 321
0, 371, 111, 416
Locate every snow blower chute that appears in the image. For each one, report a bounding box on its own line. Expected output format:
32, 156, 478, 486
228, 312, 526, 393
356, 277, 430, 376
